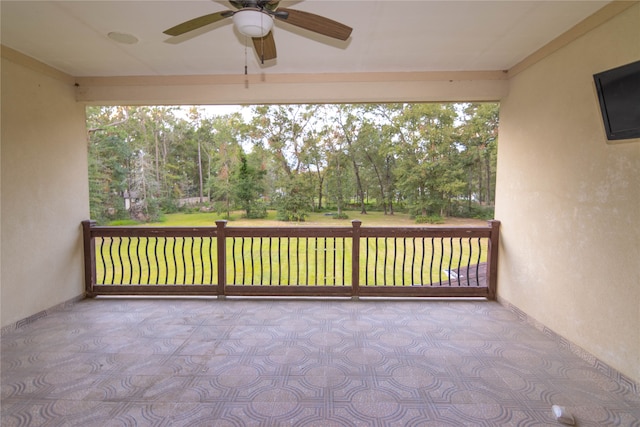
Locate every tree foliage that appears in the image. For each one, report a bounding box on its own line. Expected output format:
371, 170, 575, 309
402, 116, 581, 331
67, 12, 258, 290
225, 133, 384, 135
86, 103, 499, 224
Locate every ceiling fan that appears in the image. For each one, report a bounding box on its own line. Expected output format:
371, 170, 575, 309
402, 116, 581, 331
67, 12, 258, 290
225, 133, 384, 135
163, 0, 353, 62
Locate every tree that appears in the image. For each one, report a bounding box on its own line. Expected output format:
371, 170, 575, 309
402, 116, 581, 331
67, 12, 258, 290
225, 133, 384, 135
391, 103, 464, 217
232, 151, 266, 218
274, 174, 313, 221
205, 113, 243, 218
335, 105, 368, 214
458, 103, 499, 207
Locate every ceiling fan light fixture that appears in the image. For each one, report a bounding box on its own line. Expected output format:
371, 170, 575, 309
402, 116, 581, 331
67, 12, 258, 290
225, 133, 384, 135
233, 9, 273, 38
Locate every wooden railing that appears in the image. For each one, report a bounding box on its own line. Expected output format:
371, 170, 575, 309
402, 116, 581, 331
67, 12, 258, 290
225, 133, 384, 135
82, 219, 500, 299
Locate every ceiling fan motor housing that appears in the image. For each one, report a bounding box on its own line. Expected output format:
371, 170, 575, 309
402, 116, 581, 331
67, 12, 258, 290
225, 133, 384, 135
233, 9, 274, 38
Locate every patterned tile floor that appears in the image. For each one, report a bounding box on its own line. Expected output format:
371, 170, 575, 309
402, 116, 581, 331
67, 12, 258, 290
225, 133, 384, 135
2, 298, 639, 426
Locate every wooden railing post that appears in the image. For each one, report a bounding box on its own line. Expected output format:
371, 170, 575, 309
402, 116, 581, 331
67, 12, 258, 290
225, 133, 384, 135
82, 220, 97, 297
486, 220, 500, 300
216, 220, 227, 299
351, 220, 362, 299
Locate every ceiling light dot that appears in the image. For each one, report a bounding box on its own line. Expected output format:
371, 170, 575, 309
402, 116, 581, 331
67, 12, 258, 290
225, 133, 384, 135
107, 32, 139, 44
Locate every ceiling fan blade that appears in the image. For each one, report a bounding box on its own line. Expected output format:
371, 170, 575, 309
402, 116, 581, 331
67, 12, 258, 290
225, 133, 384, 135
276, 8, 352, 41
163, 11, 233, 36
263, 0, 281, 12
252, 31, 277, 62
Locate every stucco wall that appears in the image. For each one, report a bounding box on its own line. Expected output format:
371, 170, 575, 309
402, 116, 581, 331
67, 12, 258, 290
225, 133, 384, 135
496, 4, 640, 382
1, 57, 89, 327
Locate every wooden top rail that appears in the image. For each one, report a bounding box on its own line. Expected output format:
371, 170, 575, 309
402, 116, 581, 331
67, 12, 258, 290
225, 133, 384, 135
85, 220, 497, 240
88, 226, 219, 238
358, 227, 492, 238
223, 227, 355, 239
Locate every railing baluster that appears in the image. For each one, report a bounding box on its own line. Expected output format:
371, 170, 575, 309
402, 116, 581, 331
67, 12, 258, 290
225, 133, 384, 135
439, 237, 444, 286
99, 237, 108, 285
402, 237, 407, 286
143, 237, 150, 285
277, 237, 282, 285
209, 236, 215, 285
296, 237, 300, 285
429, 237, 436, 286
332, 237, 336, 286
411, 237, 416, 286
257, 237, 263, 285
198, 237, 204, 285
393, 238, 397, 286
123, 237, 130, 284
342, 237, 346, 286
314, 237, 318, 286
447, 238, 453, 287
149, 237, 156, 285
250, 237, 255, 285
420, 237, 425, 286
383, 238, 388, 286
241, 237, 247, 285
174, 237, 181, 284
231, 237, 237, 285
466, 238, 472, 287
287, 237, 291, 285
134, 237, 142, 284
268, 237, 273, 286
364, 237, 369, 286
185, 237, 192, 284
322, 238, 326, 285
163, 237, 170, 284
374, 238, 379, 286
476, 238, 482, 287
159, 237, 166, 284
116, 237, 124, 285
305, 237, 309, 285
456, 238, 463, 287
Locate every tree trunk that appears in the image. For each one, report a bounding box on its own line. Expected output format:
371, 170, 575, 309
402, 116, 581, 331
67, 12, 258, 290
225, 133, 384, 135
351, 159, 367, 214
477, 154, 484, 205
154, 131, 160, 183
485, 152, 492, 205
365, 152, 387, 214
197, 141, 204, 203
317, 175, 324, 210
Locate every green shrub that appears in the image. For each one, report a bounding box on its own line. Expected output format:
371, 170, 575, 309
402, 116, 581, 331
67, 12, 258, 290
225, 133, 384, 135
449, 202, 494, 220
107, 219, 141, 226
245, 200, 268, 219
415, 215, 445, 224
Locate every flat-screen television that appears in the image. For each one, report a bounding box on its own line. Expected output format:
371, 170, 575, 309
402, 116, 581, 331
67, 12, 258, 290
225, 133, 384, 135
593, 60, 640, 141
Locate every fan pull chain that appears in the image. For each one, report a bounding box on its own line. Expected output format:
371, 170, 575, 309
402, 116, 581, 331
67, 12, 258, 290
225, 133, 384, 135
244, 37, 249, 88
260, 13, 265, 64
244, 37, 248, 75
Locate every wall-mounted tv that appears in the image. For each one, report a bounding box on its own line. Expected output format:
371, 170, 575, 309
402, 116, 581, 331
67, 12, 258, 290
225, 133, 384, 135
593, 60, 640, 141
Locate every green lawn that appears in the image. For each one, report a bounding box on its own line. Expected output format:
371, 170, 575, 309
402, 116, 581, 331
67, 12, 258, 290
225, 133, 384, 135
98, 211, 489, 287
140, 210, 487, 228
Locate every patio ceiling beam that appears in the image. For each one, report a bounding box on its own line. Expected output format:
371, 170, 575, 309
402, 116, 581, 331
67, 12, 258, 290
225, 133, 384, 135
74, 71, 508, 105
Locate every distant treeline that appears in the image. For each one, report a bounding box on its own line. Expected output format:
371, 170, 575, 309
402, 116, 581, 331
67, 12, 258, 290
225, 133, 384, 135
87, 103, 498, 224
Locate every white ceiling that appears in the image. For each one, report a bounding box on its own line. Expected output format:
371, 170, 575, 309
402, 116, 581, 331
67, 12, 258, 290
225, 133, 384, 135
1, 0, 611, 77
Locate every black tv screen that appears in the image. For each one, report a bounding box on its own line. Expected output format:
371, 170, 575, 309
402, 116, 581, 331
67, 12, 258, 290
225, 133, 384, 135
593, 60, 640, 141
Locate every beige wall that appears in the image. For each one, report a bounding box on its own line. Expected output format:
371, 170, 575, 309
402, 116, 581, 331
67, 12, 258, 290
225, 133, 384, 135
496, 4, 640, 382
1, 57, 89, 327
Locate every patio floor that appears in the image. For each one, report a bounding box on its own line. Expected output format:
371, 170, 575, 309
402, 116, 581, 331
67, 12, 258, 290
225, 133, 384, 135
2, 298, 639, 426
